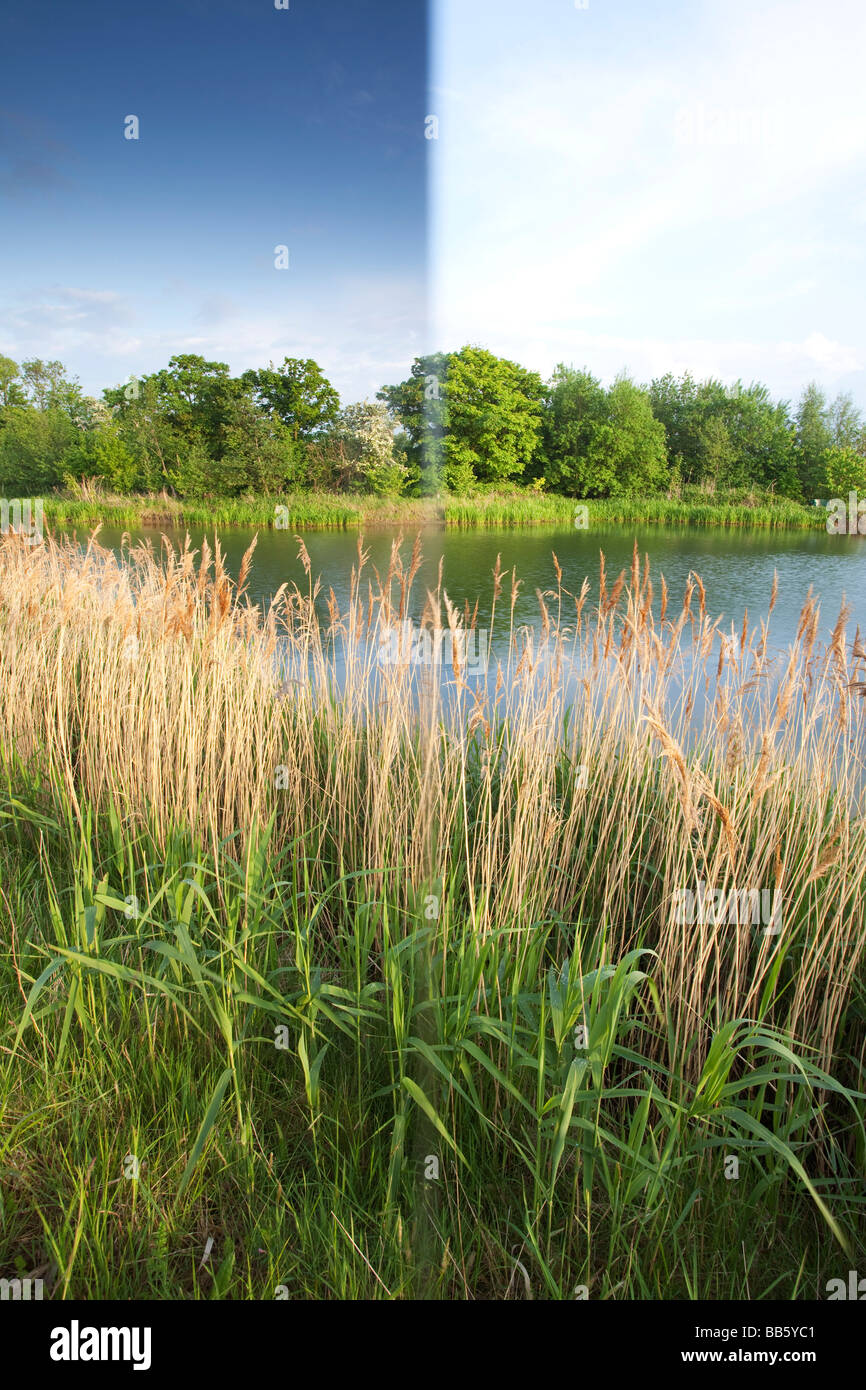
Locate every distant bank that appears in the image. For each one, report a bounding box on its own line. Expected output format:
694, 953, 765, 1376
39, 487, 830, 533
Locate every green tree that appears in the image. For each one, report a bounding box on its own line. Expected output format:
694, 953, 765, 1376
604, 374, 668, 494
443, 347, 545, 489
378, 352, 449, 493
0, 356, 25, 416
0, 405, 79, 492
19, 358, 85, 417
221, 401, 299, 495
829, 391, 865, 453
698, 414, 737, 487
795, 382, 832, 497
825, 444, 866, 498
103, 376, 181, 492
543, 367, 609, 495
544, 367, 666, 497
242, 359, 340, 441
721, 382, 797, 495
648, 371, 710, 483
108, 355, 248, 462
380, 347, 544, 493
63, 420, 139, 492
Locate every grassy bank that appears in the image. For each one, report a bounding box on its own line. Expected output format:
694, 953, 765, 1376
0, 531, 863, 1298
39, 486, 829, 533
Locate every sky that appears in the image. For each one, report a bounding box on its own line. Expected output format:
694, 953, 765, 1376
0, 0, 428, 404
431, 0, 866, 409
2, 0, 865, 412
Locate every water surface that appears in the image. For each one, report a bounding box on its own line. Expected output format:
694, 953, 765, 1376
74, 519, 866, 656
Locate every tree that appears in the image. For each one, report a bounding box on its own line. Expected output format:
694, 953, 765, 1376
648, 371, 710, 483
698, 414, 737, 487
722, 382, 797, 495
544, 367, 666, 497
649, 372, 798, 494
221, 400, 299, 495
334, 400, 408, 495
378, 352, 449, 493
0, 404, 79, 492
825, 445, 866, 498
543, 367, 610, 496
443, 347, 545, 489
0, 356, 25, 416
379, 347, 545, 493
103, 376, 180, 492
63, 419, 139, 492
795, 382, 832, 497
242, 359, 340, 441
829, 391, 865, 453
604, 375, 668, 494
19, 358, 84, 417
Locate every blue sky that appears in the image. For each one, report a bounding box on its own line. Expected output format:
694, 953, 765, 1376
431, 0, 866, 409
2, 0, 865, 412
0, 0, 428, 404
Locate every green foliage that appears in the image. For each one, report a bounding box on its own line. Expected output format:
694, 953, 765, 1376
441, 346, 545, 489
0, 356, 26, 414
63, 419, 140, 492
828, 391, 865, 453
825, 444, 866, 497
166, 442, 218, 500
242, 358, 340, 441
380, 347, 544, 493
378, 352, 449, 493
544, 367, 666, 497
0, 405, 79, 493
5, 346, 864, 507
0, 762, 861, 1298
333, 400, 408, 495
795, 382, 832, 497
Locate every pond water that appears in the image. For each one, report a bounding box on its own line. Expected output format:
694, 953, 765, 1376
70, 519, 866, 658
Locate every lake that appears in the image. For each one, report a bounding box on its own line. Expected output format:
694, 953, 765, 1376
72, 519, 866, 659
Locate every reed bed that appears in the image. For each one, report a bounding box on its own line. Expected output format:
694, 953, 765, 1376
445, 490, 824, 530
0, 527, 863, 1299
41, 487, 826, 534
42, 492, 439, 533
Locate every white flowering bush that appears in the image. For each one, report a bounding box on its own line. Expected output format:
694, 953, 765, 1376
336, 400, 408, 494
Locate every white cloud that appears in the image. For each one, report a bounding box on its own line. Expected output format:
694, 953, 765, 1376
432, 0, 866, 405
0, 274, 427, 404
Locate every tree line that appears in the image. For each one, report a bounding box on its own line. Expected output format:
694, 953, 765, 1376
1, 346, 864, 502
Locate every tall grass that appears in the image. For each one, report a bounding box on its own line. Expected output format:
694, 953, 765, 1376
443, 488, 825, 530
41, 486, 827, 533
42, 491, 439, 532
0, 528, 863, 1298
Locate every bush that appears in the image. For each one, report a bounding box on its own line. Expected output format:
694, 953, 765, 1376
825, 444, 866, 498
0, 406, 78, 493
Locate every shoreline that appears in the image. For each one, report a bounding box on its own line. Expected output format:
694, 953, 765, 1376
40, 489, 831, 533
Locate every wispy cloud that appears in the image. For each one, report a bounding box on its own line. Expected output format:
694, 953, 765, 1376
432, 0, 866, 402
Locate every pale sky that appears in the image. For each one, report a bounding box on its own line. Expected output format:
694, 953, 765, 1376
430, 0, 866, 407
3, 0, 865, 410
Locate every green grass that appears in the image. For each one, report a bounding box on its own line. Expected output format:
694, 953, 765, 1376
0, 767, 862, 1300
39, 486, 829, 533
583, 489, 828, 531
42, 491, 440, 533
